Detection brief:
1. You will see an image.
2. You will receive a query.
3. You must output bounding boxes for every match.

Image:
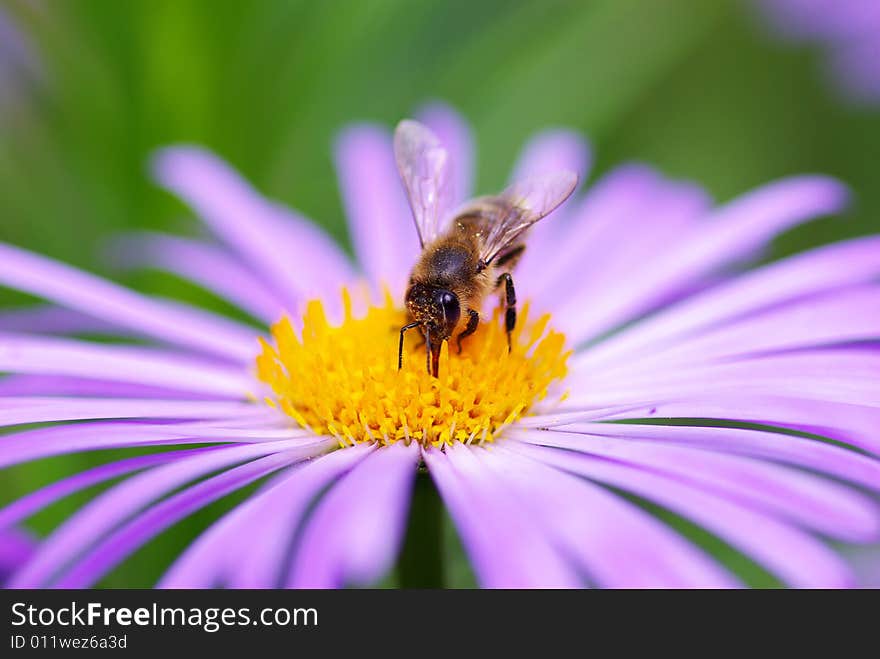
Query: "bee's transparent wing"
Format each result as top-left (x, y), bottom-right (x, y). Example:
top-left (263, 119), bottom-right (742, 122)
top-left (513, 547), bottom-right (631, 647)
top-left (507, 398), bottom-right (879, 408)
top-left (477, 171), bottom-right (578, 265)
top-left (394, 119), bottom-right (453, 247)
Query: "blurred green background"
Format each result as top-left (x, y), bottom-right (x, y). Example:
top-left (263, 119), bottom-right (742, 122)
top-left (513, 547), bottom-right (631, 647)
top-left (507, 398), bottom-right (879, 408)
top-left (0, 0), bottom-right (878, 587)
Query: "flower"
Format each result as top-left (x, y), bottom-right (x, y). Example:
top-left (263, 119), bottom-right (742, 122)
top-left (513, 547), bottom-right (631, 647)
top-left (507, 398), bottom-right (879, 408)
top-left (754, 0), bottom-right (880, 104)
top-left (1, 103), bottom-right (879, 589)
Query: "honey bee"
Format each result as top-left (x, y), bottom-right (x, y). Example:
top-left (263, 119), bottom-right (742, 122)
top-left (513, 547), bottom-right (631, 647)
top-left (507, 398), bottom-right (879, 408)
top-left (395, 119), bottom-right (578, 377)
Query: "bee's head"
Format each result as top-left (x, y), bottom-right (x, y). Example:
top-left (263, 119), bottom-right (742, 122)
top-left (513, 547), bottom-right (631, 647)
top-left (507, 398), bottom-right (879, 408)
top-left (405, 283), bottom-right (461, 340)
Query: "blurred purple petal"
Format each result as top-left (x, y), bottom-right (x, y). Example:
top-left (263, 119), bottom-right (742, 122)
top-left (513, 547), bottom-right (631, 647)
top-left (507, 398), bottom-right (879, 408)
top-left (757, 0), bottom-right (880, 41)
top-left (508, 129), bottom-right (592, 281)
top-left (0, 412), bottom-right (296, 467)
top-left (588, 286), bottom-right (880, 373)
top-left (0, 528), bottom-right (34, 584)
top-left (159, 444), bottom-right (374, 588)
top-left (517, 164), bottom-right (667, 299)
top-left (592, 395), bottom-right (880, 455)
top-left (563, 175), bottom-right (849, 344)
top-left (521, 422), bottom-right (880, 492)
top-left (842, 545), bottom-right (880, 588)
top-left (511, 441), bottom-right (856, 587)
top-left (551, 180), bottom-right (710, 327)
top-left (0, 305), bottom-right (125, 336)
top-left (416, 102), bottom-right (475, 205)
top-left (0, 374), bottom-right (236, 400)
top-left (755, 0), bottom-right (880, 104)
top-left (288, 441), bottom-right (419, 588)
top-left (425, 444), bottom-right (582, 588)
top-left (826, 32), bottom-right (880, 103)
top-left (0, 333), bottom-right (251, 397)
top-left (476, 445), bottom-right (739, 588)
top-left (577, 236), bottom-right (880, 372)
top-left (567, 349), bottom-right (880, 413)
top-left (55, 448), bottom-right (324, 588)
top-left (0, 397), bottom-right (274, 432)
top-left (505, 427), bottom-right (880, 543)
top-left (10, 439), bottom-right (332, 588)
top-left (0, 451), bottom-right (192, 529)
top-left (108, 233), bottom-right (285, 323)
top-left (335, 125), bottom-right (420, 298)
top-left (0, 242), bottom-right (257, 362)
top-left (152, 147), bottom-right (353, 311)
top-left (511, 129), bottom-right (591, 183)
top-left (0, 6), bottom-right (41, 112)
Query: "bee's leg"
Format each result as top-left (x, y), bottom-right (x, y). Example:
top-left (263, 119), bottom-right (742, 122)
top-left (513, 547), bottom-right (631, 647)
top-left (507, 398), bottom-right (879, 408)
top-left (456, 309), bottom-right (480, 354)
top-left (496, 273), bottom-right (516, 353)
top-left (398, 321), bottom-right (420, 371)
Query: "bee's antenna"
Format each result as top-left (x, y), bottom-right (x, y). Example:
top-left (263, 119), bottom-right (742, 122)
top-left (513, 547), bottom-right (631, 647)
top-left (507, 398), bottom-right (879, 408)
top-left (398, 321), bottom-right (420, 371)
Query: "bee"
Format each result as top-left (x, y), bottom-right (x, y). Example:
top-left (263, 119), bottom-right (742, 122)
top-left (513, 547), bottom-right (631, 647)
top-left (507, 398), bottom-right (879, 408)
top-left (395, 119), bottom-right (578, 377)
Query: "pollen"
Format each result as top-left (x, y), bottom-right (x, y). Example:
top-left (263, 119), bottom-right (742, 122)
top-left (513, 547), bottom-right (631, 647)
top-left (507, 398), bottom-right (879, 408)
top-left (255, 290), bottom-right (570, 448)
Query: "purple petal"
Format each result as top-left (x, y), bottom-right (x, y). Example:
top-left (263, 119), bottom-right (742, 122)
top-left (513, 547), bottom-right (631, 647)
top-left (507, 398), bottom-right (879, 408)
top-left (424, 444), bottom-right (582, 588)
top-left (108, 233), bottom-right (285, 322)
top-left (159, 443), bottom-right (374, 588)
top-left (511, 129), bottom-right (591, 183)
top-left (287, 441), bottom-right (419, 588)
top-left (54, 448), bottom-right (322, 588)
top-left (0, 242), bottom-right (257, 361)
top-left (551, 181), bottom-right (710, 326)
top-left (9, 438), bottom-right (333, 588)
top-left (476, 444), bottom-right (738, 587)
top-left (0, 333), bottom-right (252, 397)
top-left (577, 236), bottom-right (880, 372)
top-left (842, 545), bottom-right (880, 588)
top-left (562, 175), bottom-right (849, 344)
top-left (506, 428), bottom-right (880, 543)
top-left (334, 125), bottom-right (420, 298)
top-left (152, 147), bottom-right (354, 311)
top-left (516, 164), bottom-right (668, 299)
top-left (588, 286), bottom-right (880, 374)
top-left (0, 416), bottom-right (295, 468)
top-left (593, 395), bottom-right (880, 455)
top-left (826, 35), bottom-right (880, 104)
top-left (0, 398), bottom-right (273, 432)
top-left (0, 527), bottom-right (34, 584)
top-left (416, 102), bottom-right (475, 205)
top-left (0, 451), bottom-right (192, 528)
top-left (509, 129), bottom-right (592, 285)
top-left (0, 374), bottom-right (234, 400)
top-left (0, 306), bottom-right (123, 336)
top-left (0, 6), bottom-right (41, 112)
top-left (566, 349), bottom-right (880, 413)
top-left (519, 421), bottom-right (880, 494)
top-left (756, 0), bottom-right (880, 41)
top-left (510, 441), bottom-right (856, 587)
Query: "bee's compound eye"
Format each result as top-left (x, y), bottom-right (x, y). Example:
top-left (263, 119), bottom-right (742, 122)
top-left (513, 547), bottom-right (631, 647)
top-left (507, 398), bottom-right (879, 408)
top-left (438, 291), bottom-right (460, 328)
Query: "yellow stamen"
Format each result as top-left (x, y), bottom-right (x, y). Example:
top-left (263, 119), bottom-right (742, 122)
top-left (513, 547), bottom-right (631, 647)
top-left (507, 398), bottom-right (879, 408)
top-left (255, 290), bottom-right (570, 448)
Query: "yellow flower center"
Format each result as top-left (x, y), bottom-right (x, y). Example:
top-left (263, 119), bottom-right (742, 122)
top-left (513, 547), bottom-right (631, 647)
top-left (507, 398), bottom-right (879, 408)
top-left (255, 291), bottom-right (570, 448)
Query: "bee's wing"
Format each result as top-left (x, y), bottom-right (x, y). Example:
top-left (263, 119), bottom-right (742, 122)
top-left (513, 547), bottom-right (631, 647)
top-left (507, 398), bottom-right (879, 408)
top-left (476, 171), bottom-right (578, 265)
top-left (394, 119), bottom-right (453, 247)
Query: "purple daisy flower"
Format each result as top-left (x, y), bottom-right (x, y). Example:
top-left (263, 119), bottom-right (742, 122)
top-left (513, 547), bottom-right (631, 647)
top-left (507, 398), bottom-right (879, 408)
top-left (755, 0), bottom-right (880, 104)
top-left (1, 103), bottom-right (879, 589)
